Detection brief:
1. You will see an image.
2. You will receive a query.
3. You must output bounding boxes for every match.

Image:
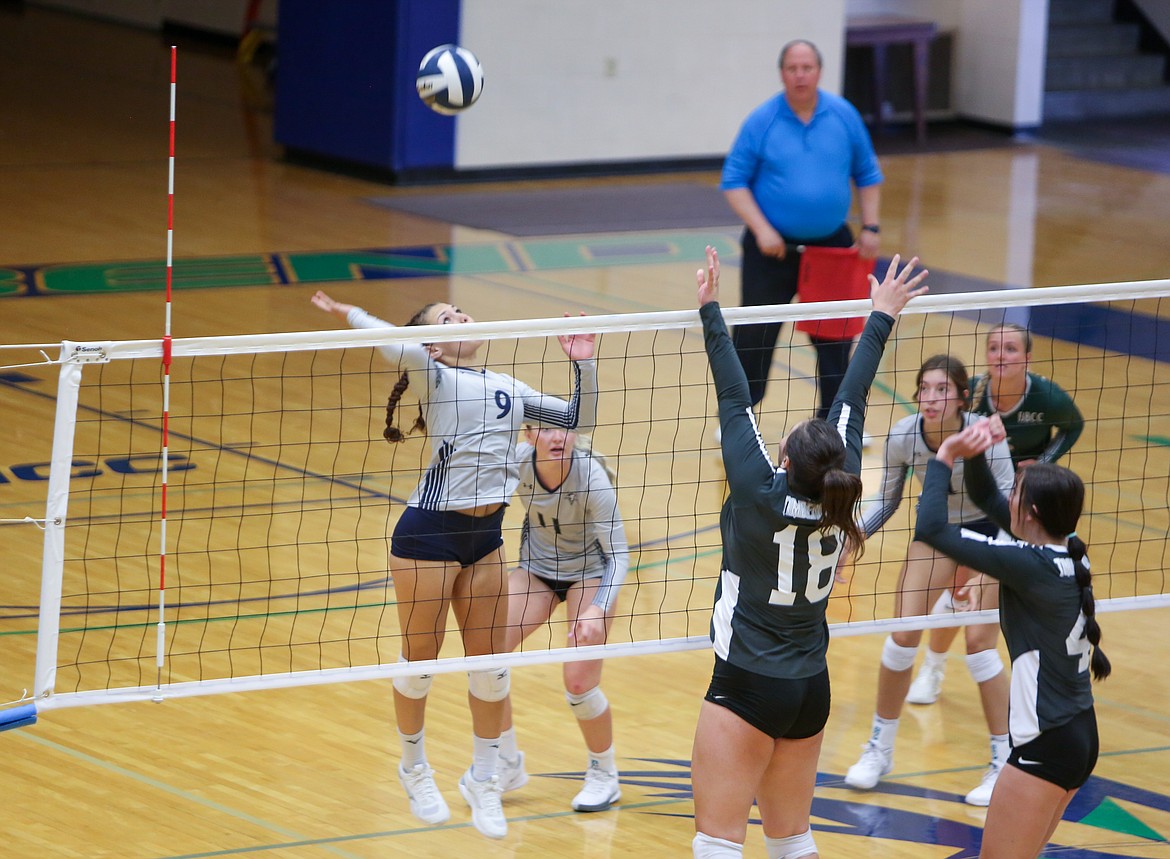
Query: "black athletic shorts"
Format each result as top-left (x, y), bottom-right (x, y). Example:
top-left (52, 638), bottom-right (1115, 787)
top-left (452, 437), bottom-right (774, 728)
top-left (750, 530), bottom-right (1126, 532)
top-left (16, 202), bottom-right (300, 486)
top-left (531, 572), bottom-right (576, 604)
top-left (704, 656), bottom-right (831, 740)
top-left (1008, 706), bottom-right (1099, 790)
top-left (391, 505), bottom-right (506, 566)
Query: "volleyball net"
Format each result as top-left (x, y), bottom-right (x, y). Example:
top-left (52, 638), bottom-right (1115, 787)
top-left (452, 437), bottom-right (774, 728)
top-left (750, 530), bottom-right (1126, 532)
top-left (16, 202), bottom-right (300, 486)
top-left (7, 279), bottom-right (1170, 720)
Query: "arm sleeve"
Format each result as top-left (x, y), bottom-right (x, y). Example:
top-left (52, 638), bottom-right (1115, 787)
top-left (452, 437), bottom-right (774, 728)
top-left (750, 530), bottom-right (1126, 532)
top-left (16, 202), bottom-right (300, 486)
top-left (586, 477), bottom-right (630, 614)
top-left (860, 440), bottom-right (909, 536)
top-left (345, 306), bottom-right (430, 370)
top-left (963, 451), bottom-right (1013, 533)
top-left (826, 311), bottom-right (895, 475)
top-left (519, 358), bottom-right (598, 433)
top-left (915, 459), bottom-right (1038, 588)
top-left (1037, 380), bottom-right (1084, 463)
top-left (701, 301), bottom-right (780, 495)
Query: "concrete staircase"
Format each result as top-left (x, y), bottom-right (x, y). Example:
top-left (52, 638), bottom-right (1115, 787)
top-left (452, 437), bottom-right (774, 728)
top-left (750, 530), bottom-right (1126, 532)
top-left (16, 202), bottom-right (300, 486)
top-left (1045, 0), bottom-right (1170, 120)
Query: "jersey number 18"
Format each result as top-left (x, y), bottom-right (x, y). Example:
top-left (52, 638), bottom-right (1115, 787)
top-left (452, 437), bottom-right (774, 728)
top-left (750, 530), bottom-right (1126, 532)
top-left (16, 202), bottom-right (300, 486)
top-left (769, 527), bottom-right (840, 607)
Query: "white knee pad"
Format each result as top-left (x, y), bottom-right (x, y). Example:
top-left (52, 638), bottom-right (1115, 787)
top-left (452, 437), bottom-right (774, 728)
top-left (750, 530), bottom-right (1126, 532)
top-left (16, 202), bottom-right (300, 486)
top-left (565, 686), bottom-right (609, 721)
top-left (881, 636), bottom-right (919, 672)
top-left (965, 649), bottom-right (1004, 684)
top-left (765, 829), bottom-right (818, 859)
top-left (467, 667), bottom-right (510, 702)
top-left (392, 656), bottom-right (433, 700)
top-left (692, 832), bottom-right (744, 857)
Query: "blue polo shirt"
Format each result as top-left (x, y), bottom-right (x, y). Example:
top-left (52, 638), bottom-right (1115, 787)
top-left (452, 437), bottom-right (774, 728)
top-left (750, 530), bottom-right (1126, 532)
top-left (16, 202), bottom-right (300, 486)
top-left (721, 89), bottom-right (882, 240)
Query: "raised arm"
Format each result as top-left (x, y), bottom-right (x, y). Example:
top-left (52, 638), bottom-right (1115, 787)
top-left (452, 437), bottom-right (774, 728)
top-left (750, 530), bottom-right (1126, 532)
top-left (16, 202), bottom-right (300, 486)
top-left (696, 246), bottom-right (778, 491)
top-left (826, 254), bottom-right (930, 472)
top-left (309, 290), bottom-right (429, 371)
top-left (936, 416), bottom-right (1011, 532)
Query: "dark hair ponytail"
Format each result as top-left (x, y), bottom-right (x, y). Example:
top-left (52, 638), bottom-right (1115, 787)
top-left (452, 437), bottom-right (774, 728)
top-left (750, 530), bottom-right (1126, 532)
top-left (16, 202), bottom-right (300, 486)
top-left (1068, 534), bottom-right (1111, 681)
top-left (821, 467), bottom-right (865, 558)
top-left (382, 303), bottom-right (440, 444)
top-left (785, 419), bottom-right (866, 558)
top-left (1020, 464), bottom-right (1110, 681)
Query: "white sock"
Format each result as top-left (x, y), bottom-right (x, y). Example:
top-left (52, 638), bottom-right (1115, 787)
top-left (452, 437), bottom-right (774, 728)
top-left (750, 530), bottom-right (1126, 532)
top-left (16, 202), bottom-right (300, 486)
top-left (472, 733), bottom-right (500, 781)
top-left (871, 715), bottom-right (898, 750)
top-left (498, 727), bottom-right (519, 761)
top-left (589, 745), bottom-right (617, 773)
top-left (990, 733), bottom-right (1010, 768)
top-left (399, 728), bottom-right (426, 770)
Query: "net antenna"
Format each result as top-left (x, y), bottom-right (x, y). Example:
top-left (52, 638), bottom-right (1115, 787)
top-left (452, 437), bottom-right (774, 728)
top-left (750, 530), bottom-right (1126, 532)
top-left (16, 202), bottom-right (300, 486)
top-left (155, 44), bottom-right (178, 701)
top-left (0, 48), bottom-right (178, 732)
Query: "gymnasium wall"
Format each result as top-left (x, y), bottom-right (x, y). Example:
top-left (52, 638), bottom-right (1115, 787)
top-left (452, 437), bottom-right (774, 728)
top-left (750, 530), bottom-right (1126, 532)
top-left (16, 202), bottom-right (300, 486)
top-left (452, 0), bottom-right (846, 170)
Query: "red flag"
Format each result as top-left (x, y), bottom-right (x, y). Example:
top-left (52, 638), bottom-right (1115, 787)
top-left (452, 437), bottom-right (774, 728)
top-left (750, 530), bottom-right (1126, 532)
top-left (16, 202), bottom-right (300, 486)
top-left (795, 246), bottom-right (875, 341)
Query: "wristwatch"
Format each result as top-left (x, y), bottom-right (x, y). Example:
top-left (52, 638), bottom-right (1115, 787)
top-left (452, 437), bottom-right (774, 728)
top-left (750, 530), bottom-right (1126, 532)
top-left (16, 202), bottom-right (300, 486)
top-left (861, 224), bottom-right (880, 234)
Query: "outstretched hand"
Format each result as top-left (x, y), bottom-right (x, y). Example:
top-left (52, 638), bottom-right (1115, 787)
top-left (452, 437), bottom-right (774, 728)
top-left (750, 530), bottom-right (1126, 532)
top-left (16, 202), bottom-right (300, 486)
top-left (558, 312), bottom-right (596, 361)
top-left (311, 290), bottom-right (354, 321)
top-left (937, 417), bottom-right (998, 466)
top-left (696, 245), bottom-right (720, 306)
top-left (869, 254), bottom-right (929, 318)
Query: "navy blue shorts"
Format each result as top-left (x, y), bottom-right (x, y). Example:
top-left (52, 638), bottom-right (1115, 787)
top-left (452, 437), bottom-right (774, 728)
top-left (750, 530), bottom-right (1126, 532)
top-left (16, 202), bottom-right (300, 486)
top-left (1008, 706), bottom-right (1099, 790)
top-left (704, 657), bottom-right (831, 740)
top-left (391, 506), bottom-right (506, 567)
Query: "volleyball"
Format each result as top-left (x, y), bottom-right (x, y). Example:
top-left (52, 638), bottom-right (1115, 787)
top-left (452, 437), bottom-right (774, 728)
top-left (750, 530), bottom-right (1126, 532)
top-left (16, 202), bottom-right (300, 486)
top-left (416, 44), bottom-right (484, 115)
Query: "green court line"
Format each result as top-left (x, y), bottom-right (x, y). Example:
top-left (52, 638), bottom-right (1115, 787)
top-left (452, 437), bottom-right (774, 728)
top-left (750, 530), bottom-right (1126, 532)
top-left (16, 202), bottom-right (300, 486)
top-left (3, 231), bottom-right (743, 298)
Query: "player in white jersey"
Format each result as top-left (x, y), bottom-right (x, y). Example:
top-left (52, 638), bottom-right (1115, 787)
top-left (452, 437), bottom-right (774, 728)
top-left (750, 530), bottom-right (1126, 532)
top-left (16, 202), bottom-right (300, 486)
top-left (312, 291), bottom-right (597, 840)
top-left (844, 355), bottom-right (1016, 806)
top-left (909, 322), bottom-right (1085, 710)
top-left (494, 425), bottom-right (630, 813)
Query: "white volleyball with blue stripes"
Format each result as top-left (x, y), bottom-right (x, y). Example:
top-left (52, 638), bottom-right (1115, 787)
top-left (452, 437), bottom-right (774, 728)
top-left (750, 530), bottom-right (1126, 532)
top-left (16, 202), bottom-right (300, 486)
top-left (416, 44), bottom-right (484, 115)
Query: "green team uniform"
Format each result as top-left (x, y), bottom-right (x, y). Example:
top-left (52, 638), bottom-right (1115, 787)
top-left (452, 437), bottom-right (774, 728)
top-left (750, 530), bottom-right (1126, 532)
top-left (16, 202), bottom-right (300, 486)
top-left (970, 371), bottom-right (1083, 466)
top-left (701, 302), bottom-right (893, 679)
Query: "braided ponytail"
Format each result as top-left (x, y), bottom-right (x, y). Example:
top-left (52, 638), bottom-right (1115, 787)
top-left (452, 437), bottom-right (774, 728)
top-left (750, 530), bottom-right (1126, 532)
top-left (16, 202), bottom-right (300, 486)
top-left (383, 372), bottom-right (425, 443)
top-left (381, 302), bottom-right (440, 444)
top-left (1068, 534), bottom-right (1111, 681)
top-left (1020, 464), bottom-right (1110, 682)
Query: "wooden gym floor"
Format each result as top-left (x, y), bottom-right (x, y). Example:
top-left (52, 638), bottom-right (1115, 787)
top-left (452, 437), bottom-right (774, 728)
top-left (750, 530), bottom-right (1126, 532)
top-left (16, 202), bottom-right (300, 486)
top-left (3, 7), bottom-right (1170, 857)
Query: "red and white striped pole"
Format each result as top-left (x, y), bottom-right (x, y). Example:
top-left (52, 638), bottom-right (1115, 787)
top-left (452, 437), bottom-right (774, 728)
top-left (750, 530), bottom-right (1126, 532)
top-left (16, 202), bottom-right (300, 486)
top-left (155, 45), bottom-right (176, 700)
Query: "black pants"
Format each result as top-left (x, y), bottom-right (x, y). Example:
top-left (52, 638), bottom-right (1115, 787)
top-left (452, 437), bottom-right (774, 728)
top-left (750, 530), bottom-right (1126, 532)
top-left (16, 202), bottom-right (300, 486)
top-left (731, 225), bottom-right (855, 418)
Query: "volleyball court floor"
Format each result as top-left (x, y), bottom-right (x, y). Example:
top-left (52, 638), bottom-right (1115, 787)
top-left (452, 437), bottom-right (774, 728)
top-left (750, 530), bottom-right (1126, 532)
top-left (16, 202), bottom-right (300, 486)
top-left (4, 8), bottom-right (1170, 857)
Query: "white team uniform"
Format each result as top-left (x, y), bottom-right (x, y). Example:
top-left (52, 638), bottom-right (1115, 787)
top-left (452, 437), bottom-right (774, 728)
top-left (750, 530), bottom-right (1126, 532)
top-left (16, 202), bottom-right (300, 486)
top-left (347, 307), bottom-right (598, 511)
top-left (514, 442), bottom-right (630, 613)
top-left (860, 411), bottom-right (1015, 537)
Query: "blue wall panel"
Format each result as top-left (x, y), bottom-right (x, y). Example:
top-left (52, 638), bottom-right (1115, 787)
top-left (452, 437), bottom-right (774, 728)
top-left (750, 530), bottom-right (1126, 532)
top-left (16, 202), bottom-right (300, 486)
top-left (274, 0), bottom-right (461, 176)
